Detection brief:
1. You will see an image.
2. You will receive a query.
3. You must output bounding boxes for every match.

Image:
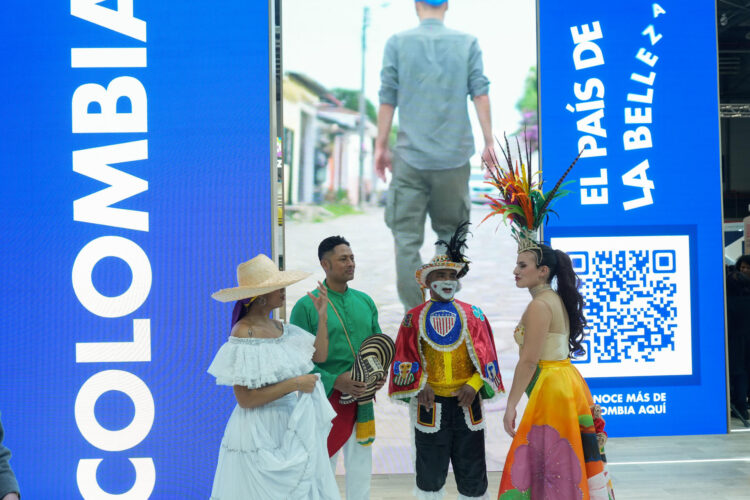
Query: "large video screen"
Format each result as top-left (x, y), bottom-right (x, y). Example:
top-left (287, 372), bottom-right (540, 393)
top-left (539, 0), bottom-right (726, 436)
top-left (0, 2), bottom-right (273, 497)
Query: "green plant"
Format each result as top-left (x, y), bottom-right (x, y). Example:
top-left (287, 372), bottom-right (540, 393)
top-left (322, 203), bottom-right (363, 217)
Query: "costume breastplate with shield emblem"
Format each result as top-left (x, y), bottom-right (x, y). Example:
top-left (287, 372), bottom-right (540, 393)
top-left (418, 300), bottom-right (467, 352)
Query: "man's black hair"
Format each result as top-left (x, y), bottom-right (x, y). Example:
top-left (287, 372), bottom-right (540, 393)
top-left (318, 236), bottom-right (350, 261)
top-left (737, 254), bottom-right (750, 269)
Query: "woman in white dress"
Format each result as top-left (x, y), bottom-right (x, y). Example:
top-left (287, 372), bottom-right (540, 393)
top-left (208, 254), bottom-right (341, 500)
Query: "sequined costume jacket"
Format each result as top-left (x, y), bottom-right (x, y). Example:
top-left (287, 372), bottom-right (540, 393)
top-left (389, 299), bottom-right (504, 401)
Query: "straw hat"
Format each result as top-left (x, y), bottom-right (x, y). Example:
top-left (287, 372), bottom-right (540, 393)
top-left (211, 254), bottom-right (311, 302)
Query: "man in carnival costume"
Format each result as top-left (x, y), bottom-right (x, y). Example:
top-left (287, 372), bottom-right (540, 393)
top-left (389, 222), bottom-right (504, 500)
top-left (290, 235), bottom-right (385, 500)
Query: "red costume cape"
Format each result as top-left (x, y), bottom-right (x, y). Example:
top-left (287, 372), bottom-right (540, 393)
top-left (388, 299), bottom-right (504, 401)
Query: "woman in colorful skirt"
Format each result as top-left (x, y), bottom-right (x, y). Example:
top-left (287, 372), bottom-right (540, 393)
top-left (498, 244), bottom-right (614, 499)
top-left (482, 136), bottom-right (615, 499)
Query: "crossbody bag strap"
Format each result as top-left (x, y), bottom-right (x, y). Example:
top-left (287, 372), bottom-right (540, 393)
top-left (327, 299), bottom-right (357, 359)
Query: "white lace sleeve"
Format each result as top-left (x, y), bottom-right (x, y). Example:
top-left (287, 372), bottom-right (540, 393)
top-left (207, 325), bottom-right (315, 388)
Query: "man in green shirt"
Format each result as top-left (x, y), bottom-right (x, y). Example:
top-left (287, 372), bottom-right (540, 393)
top-left (290, 235), bottom-right (382, 500)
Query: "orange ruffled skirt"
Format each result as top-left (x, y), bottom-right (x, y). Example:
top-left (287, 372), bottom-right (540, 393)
top-left (499, 359), bottom-right (615, 500)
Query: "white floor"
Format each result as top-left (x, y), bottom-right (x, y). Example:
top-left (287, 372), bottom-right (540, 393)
top-left (340, 420), bottom-right (750, 500)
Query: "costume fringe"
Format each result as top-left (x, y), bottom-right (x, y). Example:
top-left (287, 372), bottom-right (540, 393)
top-left (411, 400), bottom-right (442, 434)
top-left (461, 404), bottom-right (486, 432)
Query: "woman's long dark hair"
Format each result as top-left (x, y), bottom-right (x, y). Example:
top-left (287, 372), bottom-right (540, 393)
top-left (537, 244), bottom-right (587, 357)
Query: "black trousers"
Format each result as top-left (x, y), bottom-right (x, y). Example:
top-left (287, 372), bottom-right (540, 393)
top-left (728, 296), bottom-right (750, 414)
top-left (728, 328), bottom-right (750, 412)
top-left (414, 394), bottom-right (487, 497)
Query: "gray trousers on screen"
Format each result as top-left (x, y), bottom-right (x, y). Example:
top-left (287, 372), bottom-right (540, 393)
top-left (385, 154), bottom-right (471, 311)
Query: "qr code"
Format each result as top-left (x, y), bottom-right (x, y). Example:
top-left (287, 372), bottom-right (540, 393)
top-left (549, 235), bottom-right (693, 378)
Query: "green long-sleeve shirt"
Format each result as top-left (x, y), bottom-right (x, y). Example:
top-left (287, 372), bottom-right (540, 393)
top-left (290, 281), bottom-right (382, 396)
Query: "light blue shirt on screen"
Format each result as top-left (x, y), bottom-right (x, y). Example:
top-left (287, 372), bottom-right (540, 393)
top-left (379, 19), bottom-right (490, 170)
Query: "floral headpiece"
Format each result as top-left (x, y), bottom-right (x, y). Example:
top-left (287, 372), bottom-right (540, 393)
top-left (482, 134), bottom-right (580, 262)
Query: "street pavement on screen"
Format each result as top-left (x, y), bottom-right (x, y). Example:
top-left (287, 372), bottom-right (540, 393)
top-left (285, 205), bottom-right (529, 473)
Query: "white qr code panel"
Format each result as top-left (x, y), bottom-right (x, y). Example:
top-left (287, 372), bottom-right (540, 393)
top-left (549, 235), bottom-right (693, 378)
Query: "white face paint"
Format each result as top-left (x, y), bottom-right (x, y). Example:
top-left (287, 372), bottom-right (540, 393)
top-left (430, 280), bottom-right (458, 300)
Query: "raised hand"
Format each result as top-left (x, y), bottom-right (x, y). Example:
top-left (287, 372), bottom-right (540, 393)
top-left (307, 281), bottom-right (328, 322)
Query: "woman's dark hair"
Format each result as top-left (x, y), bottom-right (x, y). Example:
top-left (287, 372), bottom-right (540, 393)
top-left (231, 297), bottom-right (254, 328)
top-left (737, 254), bottom-right (750, 269)
top-left (537, 244), bottom-right (587, 357)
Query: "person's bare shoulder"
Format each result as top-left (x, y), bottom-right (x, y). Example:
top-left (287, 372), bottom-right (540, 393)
top-left (522, 297), bottom-right (553, 321)
top-left (534, 296), bottom-right (555, 312)
top-left (230, 319), bottom-right (252, 338)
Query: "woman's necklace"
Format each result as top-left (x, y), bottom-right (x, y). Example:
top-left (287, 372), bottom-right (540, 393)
top-left (530, 283), bottom-right (553, 298)
top-left (245, 316), bottom-right (283, 337)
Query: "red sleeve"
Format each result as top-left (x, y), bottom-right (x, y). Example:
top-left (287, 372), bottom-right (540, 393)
top-left (388, 311), bottom-right (424, 400)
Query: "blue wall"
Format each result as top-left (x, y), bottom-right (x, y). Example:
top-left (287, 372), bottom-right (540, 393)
top-left (538, 0), bottom-right (726, 436)
top-left (0, 2), bottom-right (272, 496)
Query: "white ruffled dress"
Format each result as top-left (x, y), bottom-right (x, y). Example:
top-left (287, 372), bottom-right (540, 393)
top-left (207, 324), bottom-right (340, 500)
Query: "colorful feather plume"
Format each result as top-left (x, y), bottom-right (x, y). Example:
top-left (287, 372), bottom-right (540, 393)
top-left (481, 132), bottom-right (581, 246)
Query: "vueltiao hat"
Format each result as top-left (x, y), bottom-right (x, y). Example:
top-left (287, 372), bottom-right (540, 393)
top-left (211, 254), bottom-right (311, 302)
top-left (340, 333), bottom-right (396, 404)
top-left (339, 333), bottom-right (397, 447)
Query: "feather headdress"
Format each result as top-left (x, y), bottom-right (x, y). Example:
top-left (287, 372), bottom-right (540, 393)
top-left (482, 133), bottom-right (581, 259)
top-left (435, 220), bottom-right (471, 279)
top-left (415, 221), bottom-right (472, 287)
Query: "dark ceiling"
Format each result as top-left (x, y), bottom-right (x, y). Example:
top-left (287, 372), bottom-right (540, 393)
top-left (718, 0), bottom-right (750, 116)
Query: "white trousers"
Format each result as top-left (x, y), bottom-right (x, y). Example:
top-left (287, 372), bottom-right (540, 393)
top-left (330, 428), bottom-right (372, 500)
